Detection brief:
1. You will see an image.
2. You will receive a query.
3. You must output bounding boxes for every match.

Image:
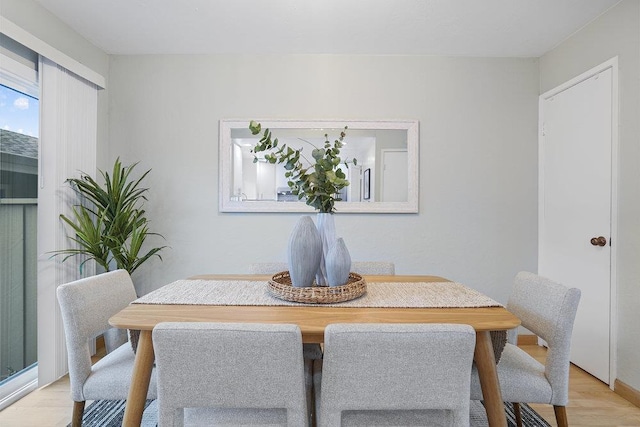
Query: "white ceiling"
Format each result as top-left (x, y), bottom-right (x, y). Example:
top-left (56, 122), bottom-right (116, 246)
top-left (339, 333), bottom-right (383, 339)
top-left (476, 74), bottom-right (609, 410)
top-left (33, 0), bottom-right (621, 57)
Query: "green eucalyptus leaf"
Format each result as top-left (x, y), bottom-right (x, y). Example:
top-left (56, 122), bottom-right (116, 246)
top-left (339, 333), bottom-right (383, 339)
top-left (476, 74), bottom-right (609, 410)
top-left (249, 120), bottom-right (261, 134)
top-left (312, 148), bottom-right (324, 160)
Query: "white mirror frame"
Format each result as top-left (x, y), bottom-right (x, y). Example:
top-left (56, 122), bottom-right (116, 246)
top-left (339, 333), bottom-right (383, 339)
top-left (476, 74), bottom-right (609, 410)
top-left (219, 119), bottom-right (419, 213)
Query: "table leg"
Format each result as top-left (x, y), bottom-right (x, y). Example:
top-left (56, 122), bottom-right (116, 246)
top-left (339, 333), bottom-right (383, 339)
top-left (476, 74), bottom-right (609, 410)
top-left (474, 331), bottom-right (507, 427)
top-left (122, 329), bottom-right (155, 427)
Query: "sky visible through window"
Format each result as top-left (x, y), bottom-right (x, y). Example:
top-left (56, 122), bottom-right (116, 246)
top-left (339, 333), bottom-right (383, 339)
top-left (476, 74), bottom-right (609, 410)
top-left (0, 84), bottom-right (39, 137)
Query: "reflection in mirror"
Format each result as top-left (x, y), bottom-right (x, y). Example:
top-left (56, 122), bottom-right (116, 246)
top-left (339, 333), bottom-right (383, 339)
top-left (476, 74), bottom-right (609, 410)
top-left (219, 120), bottom-right (419, 213)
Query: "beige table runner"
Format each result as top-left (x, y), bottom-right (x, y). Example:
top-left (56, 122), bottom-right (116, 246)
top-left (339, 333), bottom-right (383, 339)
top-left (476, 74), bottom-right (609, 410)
top-left (133, 279), bottom-right (502, 308)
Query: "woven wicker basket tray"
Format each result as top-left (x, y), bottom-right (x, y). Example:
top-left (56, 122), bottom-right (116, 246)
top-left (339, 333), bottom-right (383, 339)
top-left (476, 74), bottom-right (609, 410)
top-left (268, 271), bottom-right (366, 304)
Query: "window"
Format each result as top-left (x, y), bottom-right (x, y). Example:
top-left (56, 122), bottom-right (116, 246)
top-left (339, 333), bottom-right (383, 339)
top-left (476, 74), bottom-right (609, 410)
top-left (0, 52), bottom-right (39, 408)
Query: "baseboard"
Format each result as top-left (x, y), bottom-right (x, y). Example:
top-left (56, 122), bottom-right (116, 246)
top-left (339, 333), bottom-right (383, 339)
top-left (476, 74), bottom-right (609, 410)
top-left (0, 376), bottom-right (37, 412)
top-left (517, 334), bottom-right (538, 345)
top-left (614, 379), bottom-right (640, 408)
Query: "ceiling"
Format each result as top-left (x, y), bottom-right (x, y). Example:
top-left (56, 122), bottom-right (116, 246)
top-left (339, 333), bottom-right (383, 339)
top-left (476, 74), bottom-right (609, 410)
top-left (33, 0), bottom-right (621, 57)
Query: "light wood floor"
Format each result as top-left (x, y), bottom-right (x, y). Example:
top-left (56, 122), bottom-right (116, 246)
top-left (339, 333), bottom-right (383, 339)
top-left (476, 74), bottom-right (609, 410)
top-left (0, 344), bottom-right (638, 427)
top-left (523, 345), bottom-right (640, 426)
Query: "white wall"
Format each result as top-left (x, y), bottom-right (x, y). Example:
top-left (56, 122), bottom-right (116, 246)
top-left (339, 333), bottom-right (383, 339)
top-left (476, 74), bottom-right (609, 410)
top-left (107, 54), bottom-right (539, 305)
top-left (540, 0), bottom-right (640, 392)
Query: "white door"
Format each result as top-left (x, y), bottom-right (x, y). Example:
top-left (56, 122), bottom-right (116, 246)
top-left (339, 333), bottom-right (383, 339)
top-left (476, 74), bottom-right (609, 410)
top-left (539, 62), bottom-right (616, 384)
top-left (381, 149), bottom-right (408, 202)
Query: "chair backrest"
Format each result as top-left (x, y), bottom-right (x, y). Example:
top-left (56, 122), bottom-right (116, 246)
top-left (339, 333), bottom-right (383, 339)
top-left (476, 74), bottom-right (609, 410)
top-left (56, 269), bottom-right (137, 400)
top-left (152, 322), bottom-right (309, 426)
top-left (508, 271), bottom-right (581, 403)
top-left (318, 323), bottom-right (475, 427)
top-left (351, 261), bottom-right (395, 275)
top-left (250, 261), bottom-right (395, 275)
top-left (249, 262), bottom-right (288, 274)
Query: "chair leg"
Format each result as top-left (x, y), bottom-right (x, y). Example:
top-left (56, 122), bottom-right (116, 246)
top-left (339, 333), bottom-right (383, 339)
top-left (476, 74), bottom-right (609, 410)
top-left (554, 405), bottom-right (569, 427)
top-left (512, 402), bottom-right (523, 427)
top-left (71, 401), bottom-right (85, 427)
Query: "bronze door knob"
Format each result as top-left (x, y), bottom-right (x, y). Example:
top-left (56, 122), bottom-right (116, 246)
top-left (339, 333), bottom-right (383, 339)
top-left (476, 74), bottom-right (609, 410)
top-left (590, 236), bottom-right (607, 247)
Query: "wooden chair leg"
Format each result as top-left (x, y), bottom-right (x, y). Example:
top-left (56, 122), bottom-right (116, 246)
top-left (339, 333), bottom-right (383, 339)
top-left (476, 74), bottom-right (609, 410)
top-left (554, 405), bottom-right (569, 427)
top-left (512, 402), bottom-right (523, 427)
top-left (71, 401), bottom-right (85, 427)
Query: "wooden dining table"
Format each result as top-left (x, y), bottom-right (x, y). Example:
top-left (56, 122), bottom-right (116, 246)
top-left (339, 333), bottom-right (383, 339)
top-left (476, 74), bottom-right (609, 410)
top-left (109, 274), bottom-right (520, 427)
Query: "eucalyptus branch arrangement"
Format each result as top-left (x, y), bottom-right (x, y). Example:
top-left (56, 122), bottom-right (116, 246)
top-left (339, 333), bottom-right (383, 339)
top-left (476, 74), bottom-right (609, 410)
top-left (51, 158), bottom-right (166, 274)
top-left (249, 120), bottom-right (357, 213)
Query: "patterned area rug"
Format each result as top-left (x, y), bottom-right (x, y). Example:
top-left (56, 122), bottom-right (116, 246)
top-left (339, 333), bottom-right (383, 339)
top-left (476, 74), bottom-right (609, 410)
top-left (71, 399), bottom-right (551, 426)
top-left (68, 400), bottom-right (156, 427)
top-left (469, 400), bottom-right (551, 426)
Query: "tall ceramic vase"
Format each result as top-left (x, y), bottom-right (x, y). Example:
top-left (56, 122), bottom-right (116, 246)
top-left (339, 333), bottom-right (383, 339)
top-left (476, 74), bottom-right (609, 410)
top-left (315, 212), bottom-right (336, 286)
top-left (287, 216), bottom-right (322, 287)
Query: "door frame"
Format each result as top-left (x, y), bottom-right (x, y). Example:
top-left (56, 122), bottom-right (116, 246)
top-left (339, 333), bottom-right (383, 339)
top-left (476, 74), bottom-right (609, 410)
top-left (538, 56), bottom-right (619, 387)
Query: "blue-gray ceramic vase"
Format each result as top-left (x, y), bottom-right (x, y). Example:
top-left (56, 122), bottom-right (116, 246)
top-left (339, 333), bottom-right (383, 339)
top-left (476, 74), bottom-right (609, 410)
top-left (287, 216), bottom-right (322, 287)
top-left (326, 237), bottom-right (352, 287)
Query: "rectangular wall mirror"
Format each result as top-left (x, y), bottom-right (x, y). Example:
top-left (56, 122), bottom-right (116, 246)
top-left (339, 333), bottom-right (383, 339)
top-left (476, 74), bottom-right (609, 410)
top-left (219, 119), bottom-right (419, 213)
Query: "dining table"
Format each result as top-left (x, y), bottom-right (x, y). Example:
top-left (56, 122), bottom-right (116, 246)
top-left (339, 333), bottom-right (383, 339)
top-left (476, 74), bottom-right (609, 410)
top-left (109, 274), bottom-right (520, 427)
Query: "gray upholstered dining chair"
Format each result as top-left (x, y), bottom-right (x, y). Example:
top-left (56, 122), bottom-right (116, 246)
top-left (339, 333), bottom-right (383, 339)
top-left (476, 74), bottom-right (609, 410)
top-left (470, 271), bottom-right (581, 427)
top-left (351, 261), bottom-right (395, 275)
top-left (152, 322), bottom-right (312, 427)
top-left (249, 261), bottom-right (289, 274)
top-left (314, 323), bottom-right (476, 427)
top-left (56, 269), bottom-right (157, 426)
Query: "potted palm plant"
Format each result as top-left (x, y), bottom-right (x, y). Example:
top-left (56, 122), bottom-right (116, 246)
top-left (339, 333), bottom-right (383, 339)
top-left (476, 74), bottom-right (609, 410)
top-left (53, 158), bottom-right (166, 275)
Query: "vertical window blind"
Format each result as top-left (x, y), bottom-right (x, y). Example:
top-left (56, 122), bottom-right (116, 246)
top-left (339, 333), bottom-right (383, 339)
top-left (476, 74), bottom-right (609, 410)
top-left (37, 56), bottom-right (98, 386)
